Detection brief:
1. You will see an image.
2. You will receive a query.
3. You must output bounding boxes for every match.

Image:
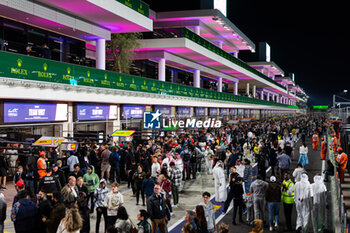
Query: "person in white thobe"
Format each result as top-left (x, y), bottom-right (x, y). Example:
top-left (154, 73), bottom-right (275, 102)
top-left (212, 160), bottom-right (227, 202)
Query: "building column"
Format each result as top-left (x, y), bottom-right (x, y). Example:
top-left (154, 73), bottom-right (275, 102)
top-left (233, 51), bottom-right (239, 58)
top-left (234, 82), bottom-right (238, 95)
top-left (194, 69), bottom-right (201, 88)
top-left (217, 77), bottom-right (222, 92)
top-left (246, 83), bottom-right (250, 96)
top-left (96, 38), bottom-right (106, 70)
top-left (217, 41), bottom-right (223, 49)
top-left (194, 26), bottom-right (200, 35)
top-left (260, 90), bottom-right (264, 100)
top-left (253, 85), bottom-right (256, 98)
top-left (158, 58), bottom-right (166, 81)
top-left (266, 92), bottom-right (270, 101)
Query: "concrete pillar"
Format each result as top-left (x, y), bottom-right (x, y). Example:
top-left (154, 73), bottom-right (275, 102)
top-left (194, 69), bottom-right (201, 88)
top-left (260, 91), bottom-right (264, 100)
top-left (253, 85), bottom-right (256, 98)
top-left (158, 58), bottom-right (166, 81)
top-left (61, 103), bottom-right (74, 138)
top-left (246, 83), bottom-right (250, 96)
top-left (194, 26), bottom-right (200, 35)
top-left (234, 82), bottom-right (238, 95)
top-left (266, 92), bottom-right (270, 101)
top-left (96, 38), bottom-right (106, 70)
top-left (217, 41), bottom-right (223, 49)
top-left (217, 77), bottom-right (222, 92)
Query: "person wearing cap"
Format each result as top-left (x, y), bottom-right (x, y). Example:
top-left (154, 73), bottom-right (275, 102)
top-left (336, 147), bottom-right (348, 183)
top-left (12, 180), bottom-right (26, 206)
top-left (320, 137), bottom-right (327, 160)
top-left (37, 151), bottom-right (47, 178)
top-left (52, 163), bottom-right (66, 188)
top-left (265, 176), bottom-right (282, 231)
top-left (11, 190), bottom-right (37, 233)
top-left (169, 161), bottom-right (182, 207)
top-left (37, 168), bottom-right (61, 201)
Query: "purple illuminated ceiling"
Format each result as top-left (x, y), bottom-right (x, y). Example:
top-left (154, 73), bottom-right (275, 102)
top-left (34, 0), bottom-right (152, 33)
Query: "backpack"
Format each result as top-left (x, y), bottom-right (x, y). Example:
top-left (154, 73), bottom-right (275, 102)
top-left (108, 153), bottom-right (118, 166)
top-left (183, 152), bottom-right (190, 162)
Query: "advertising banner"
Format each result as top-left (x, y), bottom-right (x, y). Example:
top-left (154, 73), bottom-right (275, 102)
top-left (177, 107), bottom-right (192, 117)
top-left (195, 107), bottom-right (207, 117)
top-left (123, 105), bottom-right (146, 119)
top-left (229, 108), bottom-right (236, 116)
top-left (3, 102), bottom-right (67, 123)
top-left (209, 108), bottom-right (218, 116)
top-left (77, 104), bottom-right (117, 120)
top-left (220, 108), bottom-right (228, 116)
top-left (154, 106), bottom-right (174, 118)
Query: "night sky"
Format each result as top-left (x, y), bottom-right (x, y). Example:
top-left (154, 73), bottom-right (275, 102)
top-left (144, 0), bottom-right (349, 106)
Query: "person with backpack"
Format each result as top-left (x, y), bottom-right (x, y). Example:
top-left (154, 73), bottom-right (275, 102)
top-left (11, 190), bottom-right (37, 233)
top-left (109, 147), bottom-right (121, 184)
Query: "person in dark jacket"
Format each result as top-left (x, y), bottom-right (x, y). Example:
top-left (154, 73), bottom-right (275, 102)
top-left (52, 163), bottom-right (66, 188)
top-left (142, 172), bottom-right (155, 200)
top-left (36, 190), bottom-right (51, 233)
top-left (68, 164), bottom-right (84, 180)
top-left (76, 177), bottom-right (90, 233)
top-left (265, 176), bottom-right (282, 231)
top-left (223, 166), bottom-right (240, 212)
top-left (11, 190), bottom-right (37, 233)
top-left (0, 153), bottom-right (8, 190)
top-left (133, 165), bottom-right (146, 206)
top-left (147, 184), bottom-right (167, 233)
top-left (42, 191), bottom-right (66, 233)
top-left (37, 168), bottom-right (61, 200)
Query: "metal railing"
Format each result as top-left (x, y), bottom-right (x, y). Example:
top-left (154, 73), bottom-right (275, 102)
top-left (327, 132), bottom-right (348, 233)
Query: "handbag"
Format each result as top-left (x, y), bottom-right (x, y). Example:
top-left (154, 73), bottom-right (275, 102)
top-left (129, 217), bottom-right (138, 233)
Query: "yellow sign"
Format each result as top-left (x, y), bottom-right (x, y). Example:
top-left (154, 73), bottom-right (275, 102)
top-left (111, 130), bottom-right (135, 137)
top-left (33, 137), bottom-right (66, 147)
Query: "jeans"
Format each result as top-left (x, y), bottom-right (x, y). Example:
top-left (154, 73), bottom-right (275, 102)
top-left (244, 182), bottom-right (251, 194)
top-left (268, 202), bottom-right (280, 227)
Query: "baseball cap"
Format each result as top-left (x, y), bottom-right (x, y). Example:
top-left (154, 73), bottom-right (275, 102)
top-left (52, 163), bottom-right (57, 167)
top-left (270, 176), bottom-right (277, 182)
top-left (16, 180), bottom-right (25, 187)
top-left (39, 151), bottom-right (46, 156)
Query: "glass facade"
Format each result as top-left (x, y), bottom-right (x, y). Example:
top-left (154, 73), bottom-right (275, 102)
top-left (0, 17), bottom-right (95, 67)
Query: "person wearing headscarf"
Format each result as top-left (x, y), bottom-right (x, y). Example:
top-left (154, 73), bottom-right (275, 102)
top-left (294, 173), bottom-right (312, 233)
top-left (311, 175), bottom-right (327, 233)
top-left (212, 161), bottom-right (227, 202)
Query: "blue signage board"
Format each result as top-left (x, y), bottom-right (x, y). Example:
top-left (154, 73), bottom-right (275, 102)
top-left (123, 105), bottom-right (146, 119)
top-left (177, 107), bottom-right (191, 117)
top-left (209, 108), bottom-right (218, 116)
top-left (220, 108), bottom-right (228, 116)
top-left (154, 106), bottom-right (173, 118)
top-left (77, 104), bottom-right (117, 120)
top-left (195, 107), bottom-right (207, 116)
top-left (237, 109), bottom-right (243, 116)
top-left (3, 102), bottom-right (67, 123)
top-left (229, 108), bottom-right (236, 116)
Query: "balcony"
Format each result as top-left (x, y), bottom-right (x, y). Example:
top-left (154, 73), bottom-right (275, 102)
top-left (0, 51), bottom-right (297, 109)
top-left (142, 28), bottom-right (287, 91)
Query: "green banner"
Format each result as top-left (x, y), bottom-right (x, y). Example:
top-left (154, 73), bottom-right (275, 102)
top-left (0, 51), bottom-right (296, 109)
top-left (116, 0), bottom-right (149, 17)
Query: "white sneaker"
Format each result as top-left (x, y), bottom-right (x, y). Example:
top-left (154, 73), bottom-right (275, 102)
top-left (269, 227), bottom-right (273, 231)
top-left (170, 212), bottom-right (174, 216)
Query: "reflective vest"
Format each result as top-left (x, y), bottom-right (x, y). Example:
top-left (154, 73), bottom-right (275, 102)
top-left (281, 180), bottom-right (294, 204)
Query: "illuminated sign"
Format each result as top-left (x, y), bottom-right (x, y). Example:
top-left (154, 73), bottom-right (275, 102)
top-left (4, 102), bottom-right (67, 123)
top-left (313, 105), bottom-right (329, 109)
top-left (214, 0), bottom-right (227, 16)
top-left (123, 105), bottom-right (146, 119)
top-left (77, 104), bottom-right (117, 120)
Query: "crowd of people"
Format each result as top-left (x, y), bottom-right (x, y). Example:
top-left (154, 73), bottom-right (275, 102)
top-left (0, 114), bottom-right (346, 233)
